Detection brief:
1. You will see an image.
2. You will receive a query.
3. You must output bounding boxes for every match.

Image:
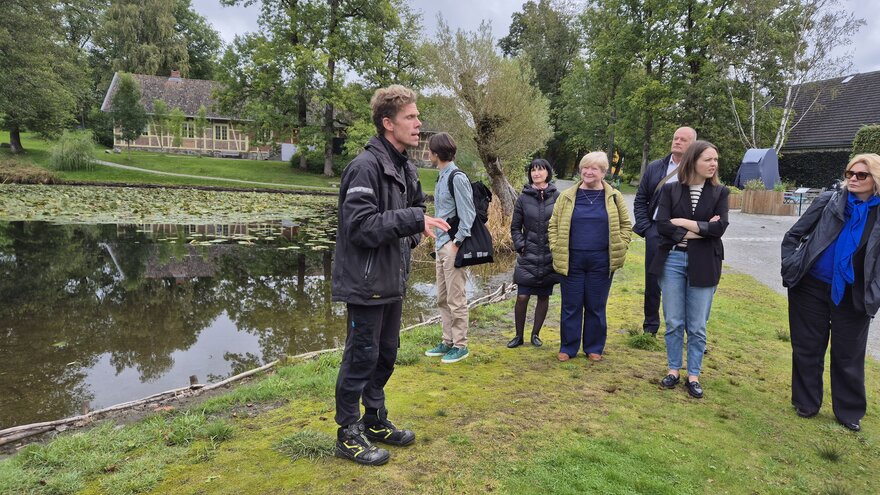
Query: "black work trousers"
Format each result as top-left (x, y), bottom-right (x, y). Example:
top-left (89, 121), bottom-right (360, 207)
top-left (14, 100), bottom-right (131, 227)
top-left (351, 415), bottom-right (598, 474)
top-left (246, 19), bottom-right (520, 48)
top-left (788, 275), bottom-right (871, 424)
top-left (334, 301), bottom-right (402, 427)
top-left (643, 225), bottom-right (662, 333)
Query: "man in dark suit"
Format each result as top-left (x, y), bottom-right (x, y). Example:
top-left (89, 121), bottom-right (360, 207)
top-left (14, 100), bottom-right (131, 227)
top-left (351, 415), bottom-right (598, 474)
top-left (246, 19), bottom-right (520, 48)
top-left (632, 127), bottom-right (697, 335)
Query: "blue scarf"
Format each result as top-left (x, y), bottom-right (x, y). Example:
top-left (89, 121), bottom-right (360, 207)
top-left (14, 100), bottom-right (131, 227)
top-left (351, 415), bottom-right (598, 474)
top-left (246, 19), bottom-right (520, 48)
top-left (831, 193), bottom-right (880, 304)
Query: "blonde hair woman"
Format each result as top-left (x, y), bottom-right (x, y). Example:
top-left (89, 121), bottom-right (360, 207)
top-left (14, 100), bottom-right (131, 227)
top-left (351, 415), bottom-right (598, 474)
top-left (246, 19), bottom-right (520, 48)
top-left (548, 152), bottom-right (632, 362)
top-left (781, 153), bottom-right (880, 432)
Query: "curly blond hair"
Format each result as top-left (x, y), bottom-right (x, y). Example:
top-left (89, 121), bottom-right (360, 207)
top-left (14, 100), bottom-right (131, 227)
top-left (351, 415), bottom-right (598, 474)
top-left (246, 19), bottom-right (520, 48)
top-left (370, 85), bottom-right (417, 135)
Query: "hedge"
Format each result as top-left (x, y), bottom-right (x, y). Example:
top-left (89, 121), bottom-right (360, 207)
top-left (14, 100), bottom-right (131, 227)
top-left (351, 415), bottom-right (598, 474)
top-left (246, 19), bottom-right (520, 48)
top-left (778, 150), bottom-right (849, 188)
top-left (852, 124), bottom-right (880, 156)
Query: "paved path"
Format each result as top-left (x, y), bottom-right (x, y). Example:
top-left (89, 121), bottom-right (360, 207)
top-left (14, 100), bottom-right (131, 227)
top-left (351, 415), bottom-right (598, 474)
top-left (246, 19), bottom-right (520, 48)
top-left (95, 159), bottom-right (332, 190)
top-left (617, 193), bottom-right (880, 361)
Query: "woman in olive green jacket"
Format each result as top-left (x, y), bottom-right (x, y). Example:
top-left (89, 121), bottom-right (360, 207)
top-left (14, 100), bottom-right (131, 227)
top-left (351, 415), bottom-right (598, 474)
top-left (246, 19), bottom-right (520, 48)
top-left (549, 152), bottom-right (632, 361)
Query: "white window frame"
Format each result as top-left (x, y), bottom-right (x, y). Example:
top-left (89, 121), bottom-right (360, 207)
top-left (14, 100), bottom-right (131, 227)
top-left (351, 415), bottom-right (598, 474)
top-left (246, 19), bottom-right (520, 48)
top-left (214, 124), bottom-right (228, 141)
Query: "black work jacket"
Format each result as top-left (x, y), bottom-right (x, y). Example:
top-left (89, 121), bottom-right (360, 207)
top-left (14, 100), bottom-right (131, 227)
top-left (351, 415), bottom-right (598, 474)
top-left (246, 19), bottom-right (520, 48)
top-left (331, 136), bottom-right (426, 305)
top-left (648, 180), bottom-right (730, 287)
top-left (781, 190), bottom-right (880, 316)
top-left (511, 183), bottom-right (560, 288)
top-left (633, 154), bottom-right (673, 237)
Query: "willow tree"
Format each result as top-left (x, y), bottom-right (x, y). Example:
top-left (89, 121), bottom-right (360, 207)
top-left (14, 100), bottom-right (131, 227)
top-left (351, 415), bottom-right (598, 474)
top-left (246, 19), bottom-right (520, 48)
top-left (423, 20), bottom-right (553, 216)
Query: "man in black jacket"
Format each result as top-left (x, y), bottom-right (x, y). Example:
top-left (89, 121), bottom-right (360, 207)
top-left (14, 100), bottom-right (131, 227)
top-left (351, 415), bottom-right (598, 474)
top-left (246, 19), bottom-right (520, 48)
top-left (331, 85), bottom-right (449, 466)
top-left (633, 126), bottom-right (696, 335)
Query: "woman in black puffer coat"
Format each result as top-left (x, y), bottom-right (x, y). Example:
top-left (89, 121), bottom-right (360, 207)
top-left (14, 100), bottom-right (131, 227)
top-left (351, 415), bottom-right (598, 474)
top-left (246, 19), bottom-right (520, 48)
top-left (508, 159), bottom-right (560, 348)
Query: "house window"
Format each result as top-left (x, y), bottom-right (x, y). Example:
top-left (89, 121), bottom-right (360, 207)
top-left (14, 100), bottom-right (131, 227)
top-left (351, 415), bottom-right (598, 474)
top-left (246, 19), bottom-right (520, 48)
top-left (214, 124), bottom-right (228, 141)
top-left (182, 122), bottom-right (195, 139)
top-left (142, 124), bottom-right (151, 136)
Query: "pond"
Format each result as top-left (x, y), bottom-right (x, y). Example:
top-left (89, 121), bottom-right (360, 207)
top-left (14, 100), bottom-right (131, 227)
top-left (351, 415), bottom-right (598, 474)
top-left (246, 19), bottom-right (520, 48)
top-left (0, 206), bottom-right (514, 429)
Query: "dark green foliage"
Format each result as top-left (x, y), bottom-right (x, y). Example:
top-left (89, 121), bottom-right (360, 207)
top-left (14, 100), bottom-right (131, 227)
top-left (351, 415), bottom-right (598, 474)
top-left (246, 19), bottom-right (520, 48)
top-left (110, 73), bottom-right (148, 149)
top-left (779, 151), bottom-right (850, 188)
top-left (851, 125), bottom-right (880, 156)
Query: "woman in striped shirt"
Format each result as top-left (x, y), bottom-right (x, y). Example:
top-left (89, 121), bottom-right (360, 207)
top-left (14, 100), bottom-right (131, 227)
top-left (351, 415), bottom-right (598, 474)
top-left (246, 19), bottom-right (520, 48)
top-left (649, 140), bottom-right (730, 399)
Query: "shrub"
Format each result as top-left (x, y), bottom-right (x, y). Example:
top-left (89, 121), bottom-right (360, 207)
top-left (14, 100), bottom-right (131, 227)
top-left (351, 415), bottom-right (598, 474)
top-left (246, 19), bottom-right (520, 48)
top-left (851, 124), bottom-right (880, 156)
top-left (743, 178), bottom-right (765, 190)
top-left (49, 130), bottom-right (96, 171)
top-left (779, 150), bottom-right (850, 189)
top-left (728, 185), bottom-right (742, 194)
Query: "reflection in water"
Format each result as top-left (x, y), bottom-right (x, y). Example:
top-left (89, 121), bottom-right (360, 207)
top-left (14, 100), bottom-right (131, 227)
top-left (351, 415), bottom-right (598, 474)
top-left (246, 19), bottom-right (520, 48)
top-left (0, 219), bottom-right (513, 428)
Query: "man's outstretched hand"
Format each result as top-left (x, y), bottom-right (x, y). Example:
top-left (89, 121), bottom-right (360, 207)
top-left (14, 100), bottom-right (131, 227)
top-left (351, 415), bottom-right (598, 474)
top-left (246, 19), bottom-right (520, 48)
top-left (423, 215), bottom-right (450, 239)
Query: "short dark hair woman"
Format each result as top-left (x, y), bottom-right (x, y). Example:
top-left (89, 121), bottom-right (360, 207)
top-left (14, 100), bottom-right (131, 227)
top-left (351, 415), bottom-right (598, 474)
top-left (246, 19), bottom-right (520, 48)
top-left (781, 153), bottom-right (880, 432)
top-left (508, 158), bottom-right (560, 348)
top-left (649, 140), bottom-right (729, 399)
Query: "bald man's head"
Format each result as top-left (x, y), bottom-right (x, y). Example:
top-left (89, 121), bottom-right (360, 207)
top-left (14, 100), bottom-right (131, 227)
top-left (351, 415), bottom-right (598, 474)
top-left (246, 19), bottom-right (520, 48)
top-left (670, 127), bottom-right (697, 161)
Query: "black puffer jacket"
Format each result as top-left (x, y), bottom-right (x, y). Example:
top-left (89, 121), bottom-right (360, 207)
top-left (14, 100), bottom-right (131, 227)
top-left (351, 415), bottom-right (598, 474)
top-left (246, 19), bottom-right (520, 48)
top-left (331, 136), bottom-right (426, 305)
top-left (511, 183), bottom-right (560, 288)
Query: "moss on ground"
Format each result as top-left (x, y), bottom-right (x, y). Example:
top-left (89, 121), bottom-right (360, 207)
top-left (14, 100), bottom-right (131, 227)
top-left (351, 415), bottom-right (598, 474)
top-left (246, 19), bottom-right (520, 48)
top-left (2, 242), bottom-right (879, 494)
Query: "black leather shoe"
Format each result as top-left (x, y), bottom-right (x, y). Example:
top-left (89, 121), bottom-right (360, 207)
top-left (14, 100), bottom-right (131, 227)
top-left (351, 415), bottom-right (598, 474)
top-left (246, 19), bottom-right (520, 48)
top-left (837, 419), bottom-right (861, 432)
top-left (686, 380), bottom-right (704, 399)
top-left (336, 422), bottom-right (390, 465)
top-left (530, 334), bottom-right (543, 347)
top-left (507, 335), bottom-right (524, 348)
top-left (660, 374), bottom-right (680, 389)
top-left (362, 409), bottom-right (416, 446)
top-left (795, 408), bottom-right (818, 418)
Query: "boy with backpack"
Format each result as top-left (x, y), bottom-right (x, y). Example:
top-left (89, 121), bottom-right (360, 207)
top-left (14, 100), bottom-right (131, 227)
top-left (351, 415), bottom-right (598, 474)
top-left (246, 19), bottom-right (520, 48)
top-left (424, 132), bottom-right (477, 363)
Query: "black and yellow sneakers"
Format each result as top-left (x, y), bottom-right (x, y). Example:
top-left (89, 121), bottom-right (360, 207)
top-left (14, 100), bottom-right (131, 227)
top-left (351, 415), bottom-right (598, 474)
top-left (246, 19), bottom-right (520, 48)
top-left (362, 409), bottom-right (416, 447)
top-left (335, 422), bottom-right (390, 466)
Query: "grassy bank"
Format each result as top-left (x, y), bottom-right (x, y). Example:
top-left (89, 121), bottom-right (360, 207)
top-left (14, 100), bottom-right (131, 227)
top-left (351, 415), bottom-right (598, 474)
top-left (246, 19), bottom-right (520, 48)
top-left (0, 132), bottom-right (440, 193)
top-left (2, 242), bottom-right (879, 495)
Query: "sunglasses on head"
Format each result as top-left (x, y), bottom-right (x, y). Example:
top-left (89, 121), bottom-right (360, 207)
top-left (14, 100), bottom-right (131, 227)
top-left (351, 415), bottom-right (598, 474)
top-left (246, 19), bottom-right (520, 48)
top-left (844, 171), bottom-right (871, 180)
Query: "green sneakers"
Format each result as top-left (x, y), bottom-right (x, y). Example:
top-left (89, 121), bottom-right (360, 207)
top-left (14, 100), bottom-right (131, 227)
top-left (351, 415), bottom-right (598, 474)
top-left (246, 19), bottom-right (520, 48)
top-left (425, 342), bottom-right (453, 357)
top-left (441, 346), bottom-right (469, 364)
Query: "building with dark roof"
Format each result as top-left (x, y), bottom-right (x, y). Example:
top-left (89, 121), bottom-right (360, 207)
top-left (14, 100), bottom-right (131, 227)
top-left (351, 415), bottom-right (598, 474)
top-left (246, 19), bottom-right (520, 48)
top-left (101, 71), bottom-right (270, 159)
top-left (781, 70), bottom-right (880, 153)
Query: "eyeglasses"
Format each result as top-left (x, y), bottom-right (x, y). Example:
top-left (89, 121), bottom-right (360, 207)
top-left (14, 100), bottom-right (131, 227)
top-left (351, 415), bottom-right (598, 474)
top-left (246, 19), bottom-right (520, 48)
top-left (844, 171), bottom-right (871, 181)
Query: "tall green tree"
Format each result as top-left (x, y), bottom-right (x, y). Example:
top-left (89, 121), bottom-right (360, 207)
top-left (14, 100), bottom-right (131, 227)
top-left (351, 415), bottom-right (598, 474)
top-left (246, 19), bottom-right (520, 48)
top-left (219, 0), bottom-right (416, 176)
top-left (499, 0), bottom-right (582, 175)
top-left (423, 20), bottom-right (553, 215)
top-left (194, 105), bottom-right (209, 152)
top-left (152, 99), bottom-right (170, 150)
top-left (0, 0), bottom-right (88, 152)
top-left (169, 107), bottom-right (186, 147)
top-left (96, 0), bottom-right (189, 76)
top-left (174, 0), bottom-right (223, 79)
top-left (111, 73), bottom-right (148, 156)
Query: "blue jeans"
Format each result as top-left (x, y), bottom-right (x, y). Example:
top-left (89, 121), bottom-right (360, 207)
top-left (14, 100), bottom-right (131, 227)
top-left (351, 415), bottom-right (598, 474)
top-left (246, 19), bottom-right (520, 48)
top-left (560, 250), bottom-right (612, 357)
top-left (660, 250), bottom-right (715, 377)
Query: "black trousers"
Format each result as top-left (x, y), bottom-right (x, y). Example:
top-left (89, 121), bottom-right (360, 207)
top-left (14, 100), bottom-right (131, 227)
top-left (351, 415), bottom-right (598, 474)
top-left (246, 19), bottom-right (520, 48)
top-left (788, 275), bottom-right (871, 424)
top-left (643, 225), bottom-right (662, 333)
top-left (334, 301), bottom-right (402, 427)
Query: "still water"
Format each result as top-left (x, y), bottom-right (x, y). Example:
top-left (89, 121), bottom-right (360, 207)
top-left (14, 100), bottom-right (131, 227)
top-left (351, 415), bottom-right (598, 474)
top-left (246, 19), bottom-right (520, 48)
top-left (0, 218), bottom-right (513, 428)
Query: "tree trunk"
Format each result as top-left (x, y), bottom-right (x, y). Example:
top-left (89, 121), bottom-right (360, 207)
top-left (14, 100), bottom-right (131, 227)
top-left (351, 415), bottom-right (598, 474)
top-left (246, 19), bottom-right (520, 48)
top-left (323, 0), bottom-right (338, 177)
top-left (9, 125), bottom-right (24, 154)
top-left (298, 89), bottom-right (308, 170)
top-left (482, 155), bottom-right (517, 216)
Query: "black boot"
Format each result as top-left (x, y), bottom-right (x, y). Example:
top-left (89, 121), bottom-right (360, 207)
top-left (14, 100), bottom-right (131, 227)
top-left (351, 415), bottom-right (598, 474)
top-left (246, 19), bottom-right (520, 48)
top-left (530, 333), bottom-right (543, 347)
top-left (362, 408), bottom-right (416, 446)
top-left (507, 335), bottom-right (524, 348)
top-left (335, 422), bottom-right (390, 466)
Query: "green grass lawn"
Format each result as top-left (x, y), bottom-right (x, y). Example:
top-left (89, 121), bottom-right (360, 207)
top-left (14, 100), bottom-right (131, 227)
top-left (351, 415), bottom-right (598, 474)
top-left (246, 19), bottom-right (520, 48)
top-left (0, 132), bottom-right (440, 193)
top-left (2, 241), bottom-right (877, 495)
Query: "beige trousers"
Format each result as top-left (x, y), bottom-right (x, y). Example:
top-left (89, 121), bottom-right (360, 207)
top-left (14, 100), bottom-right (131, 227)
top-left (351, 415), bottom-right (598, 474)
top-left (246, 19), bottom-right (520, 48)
top-left (436, 242), bottom-right (469, 347)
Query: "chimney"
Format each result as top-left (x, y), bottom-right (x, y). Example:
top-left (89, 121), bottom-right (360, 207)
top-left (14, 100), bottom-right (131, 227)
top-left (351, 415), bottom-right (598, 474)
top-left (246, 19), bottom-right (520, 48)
top-left (169, 70), bottom-right (181, 81)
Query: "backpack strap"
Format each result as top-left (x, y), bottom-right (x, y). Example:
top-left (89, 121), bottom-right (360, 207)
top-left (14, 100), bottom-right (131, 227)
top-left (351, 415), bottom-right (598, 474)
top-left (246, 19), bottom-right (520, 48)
top-left (447, 169), bottom-right (465, 201)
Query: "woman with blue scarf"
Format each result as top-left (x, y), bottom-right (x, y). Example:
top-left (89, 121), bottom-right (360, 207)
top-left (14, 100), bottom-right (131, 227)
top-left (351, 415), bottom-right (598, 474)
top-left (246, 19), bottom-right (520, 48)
top-left (781, 153), bottom-right (880, 433)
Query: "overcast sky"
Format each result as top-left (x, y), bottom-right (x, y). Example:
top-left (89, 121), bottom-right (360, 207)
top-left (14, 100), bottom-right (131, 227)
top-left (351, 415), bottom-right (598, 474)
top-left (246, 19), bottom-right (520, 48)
top-left (192, 0), bottom-right (880, 75)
